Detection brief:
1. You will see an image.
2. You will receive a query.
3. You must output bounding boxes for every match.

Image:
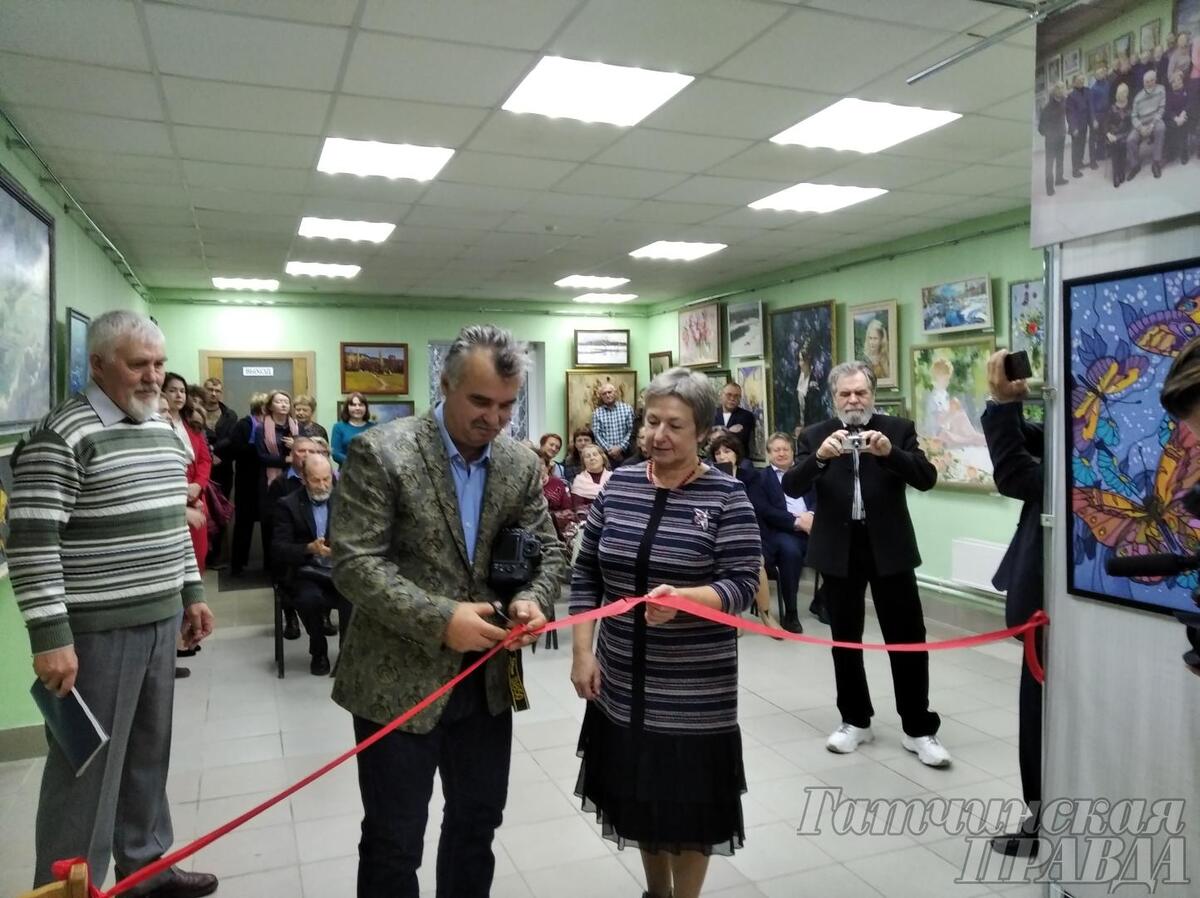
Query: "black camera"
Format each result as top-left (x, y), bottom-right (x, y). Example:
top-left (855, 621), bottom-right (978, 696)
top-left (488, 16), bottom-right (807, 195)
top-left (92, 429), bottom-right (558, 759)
top-left (1004, 349), bottom-right (1033, 382)
top-left (489, 527), bottom-right (543, 594)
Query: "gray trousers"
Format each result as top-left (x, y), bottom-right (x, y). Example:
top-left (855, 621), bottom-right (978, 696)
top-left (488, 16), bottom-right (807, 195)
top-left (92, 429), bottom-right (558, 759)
top-left (1126, 119), bottom-right (1165, 166)
top-left (34, 614), bottom-right (179, 890)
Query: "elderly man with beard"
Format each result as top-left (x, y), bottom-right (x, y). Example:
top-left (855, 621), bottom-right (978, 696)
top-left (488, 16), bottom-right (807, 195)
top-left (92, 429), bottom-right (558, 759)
top-left (783, 361), bottom-right (950, 768)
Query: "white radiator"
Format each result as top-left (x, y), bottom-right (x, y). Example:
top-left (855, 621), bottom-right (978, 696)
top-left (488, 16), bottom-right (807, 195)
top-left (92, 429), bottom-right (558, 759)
top-left (949, 538), bottom-right (1008, 595)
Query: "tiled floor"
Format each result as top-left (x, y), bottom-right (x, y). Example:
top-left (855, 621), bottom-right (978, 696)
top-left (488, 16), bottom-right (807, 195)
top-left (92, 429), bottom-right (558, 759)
top-left (1, 573), bottom-right (1045, 897)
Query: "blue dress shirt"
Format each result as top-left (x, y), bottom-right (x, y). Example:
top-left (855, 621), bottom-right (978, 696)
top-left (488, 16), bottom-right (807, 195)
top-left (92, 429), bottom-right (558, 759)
top-left (311, 498), bottom-right (329, 541)
top-left (434, 403), bottom-right (491, 564)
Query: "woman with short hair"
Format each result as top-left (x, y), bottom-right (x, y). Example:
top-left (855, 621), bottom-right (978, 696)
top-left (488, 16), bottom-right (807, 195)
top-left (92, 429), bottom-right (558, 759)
top-left (569, 443), bottom-right (611, 515)
top-left (293, 393), bottom-right (329, 442)
top-left (562, 425), bottom-right (595, 482)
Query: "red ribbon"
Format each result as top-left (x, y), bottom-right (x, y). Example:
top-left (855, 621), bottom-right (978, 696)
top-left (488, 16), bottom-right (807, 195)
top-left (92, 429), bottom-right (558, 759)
top-left (84, 595), bottom-right (1047, 898)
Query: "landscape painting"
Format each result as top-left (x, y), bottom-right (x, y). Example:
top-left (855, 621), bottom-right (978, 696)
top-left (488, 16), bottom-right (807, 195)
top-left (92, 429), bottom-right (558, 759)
top-left (566, 369), bottom-right (637, 441)
top-left (727, 299), bottom-right (764, 358)
top-left (340, 342), bottom-right (408, 395)
top-left (575, 329), bottom-right (630, 367)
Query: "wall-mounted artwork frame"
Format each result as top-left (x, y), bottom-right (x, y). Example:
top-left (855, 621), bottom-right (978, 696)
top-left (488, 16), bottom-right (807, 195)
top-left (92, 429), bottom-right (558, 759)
top-left (1046, 54), bottom-right (1062, 86)
top-left (1113, 30), bottom-right (1134, 60)
top-left (851, 299), bottom-right (899, 389)
top-left (767, 300), bottom-right (837, 441)
top-left (0, 168), bottom-right (55, 435)
top-left (705, 369), bottom-right (732, 394)
top-left (574, 329), bottom-right (630, 367)
top-left (678, 302), bottom-right (721, 367)
top-left (1085, 44), bottom-right (1109, 73)
top-left (340, 342), bottom-right (408, 395)
top-left (1139, 18), bottom-right (1161, 52)
top-left (1063, 47), bottom-right (1082, 76)
top-left (565, 369), bottom-right (637, 442)
top-left (920, 275), bottom-right (992, 335)
top-left (66, 308), bottom-right (90, 397)
top-left (336, 399), bottom-right (415, 426)
top-left (873, 396), bottom-right (908, 419)
top-left (1009, 278), bottom-right (1046, 385)
top-left (648, 351), bottom-right (673, 378)
top-left (733, 359), bottom-right (768, 462)
top-left (727, 299), bottom-right (764, 358)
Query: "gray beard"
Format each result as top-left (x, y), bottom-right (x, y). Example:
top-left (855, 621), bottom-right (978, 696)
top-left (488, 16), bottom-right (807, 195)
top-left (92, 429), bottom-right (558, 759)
top-left (126, 393), bottom-right (161, 422)
top-left (839, 407), bottom-right (873, 429)
top-left (308, 490), bottom-right (331, 504)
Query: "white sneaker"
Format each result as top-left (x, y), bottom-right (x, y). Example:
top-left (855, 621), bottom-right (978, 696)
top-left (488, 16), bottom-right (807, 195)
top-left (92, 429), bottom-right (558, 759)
top-left (903, 734), bottom-right (952, 767)
top-left (826, 723), bottom-right (874, 754)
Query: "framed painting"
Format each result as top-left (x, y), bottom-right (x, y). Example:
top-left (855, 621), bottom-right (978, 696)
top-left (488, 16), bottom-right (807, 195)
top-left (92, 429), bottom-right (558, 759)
top-left (1085, 44), bottom-right (1109, 74)
top-left (0, 168), bottom-right (55, 435)
top-left (66, 308), bottom-right (90, 396)
top-left (575, 329), bottom-right (630, 367)
top-left (0, 444), bottom-right (12, 580)
top-left (1009, 278), bottom-right (1046, 385)
top-left (1140, 19), bottom-right (1161, 52)
top-left (726, 299), bottom-right (764, 358)
top-left (1046, 54), bottom-right (1062, 86)
top-left (1063, 47), bottom-right (1082, 76)
top-left (1113, 31), bottom-right (1134, 61)
top-left (851, 300), bottom-right (898, 389)
top-left (1035, 64), bottom-right (1047, 95)
top-left (1065, 257), bottom-right (1200, 615)
top-left (768, 300), bottom-right (836, 442)
top-left (705, 369), bottom-right (732, 394)
top-left (874, 396), bottom-right (908, 419)
top-left (565, 369), bottom-right (637, 441)
top-left (648, 350), bottom-right (673, 378)
top-left (336, 399), bottom-right (415, 426)
top-left (429, 339), bottom-right (528, 439)
top-left (733, 359), bottom-right (768, 461)
top-left (910, 337), bottom-right (995, 491)
top-left (340, 342), bottom-right (408, 395)
top-left (678, 302), bottom-right (721, 367)
top-left (920, 275), bottom-right (992, 335)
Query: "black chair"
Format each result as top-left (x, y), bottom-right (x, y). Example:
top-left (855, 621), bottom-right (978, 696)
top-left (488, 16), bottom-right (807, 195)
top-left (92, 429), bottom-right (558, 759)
top-left (272, 582), bottom-right (287, 678)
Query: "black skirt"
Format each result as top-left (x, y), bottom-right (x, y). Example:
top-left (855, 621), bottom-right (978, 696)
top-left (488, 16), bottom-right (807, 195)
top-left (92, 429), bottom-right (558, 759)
top-left (574, 702), bottom-right (747, 856)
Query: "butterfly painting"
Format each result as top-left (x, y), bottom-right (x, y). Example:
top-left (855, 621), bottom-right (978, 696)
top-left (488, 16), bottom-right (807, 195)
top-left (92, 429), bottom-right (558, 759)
top-left (1066, 259), bottom-right (1200, 614)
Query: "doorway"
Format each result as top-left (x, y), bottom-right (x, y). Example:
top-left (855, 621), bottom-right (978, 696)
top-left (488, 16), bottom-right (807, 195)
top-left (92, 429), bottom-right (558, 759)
top-left (199, 350), bottom-right (316, 415)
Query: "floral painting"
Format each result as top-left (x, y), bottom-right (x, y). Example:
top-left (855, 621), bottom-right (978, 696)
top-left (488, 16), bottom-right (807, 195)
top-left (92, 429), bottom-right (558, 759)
top-left (1066, 259), bottom-right (1200, 614)
top-left (910, 338), bottom-right (995, 490)
top-left (1009, 279), bottom-right (1045, 383)
top-left (678, 302), bottom-right (721, 367)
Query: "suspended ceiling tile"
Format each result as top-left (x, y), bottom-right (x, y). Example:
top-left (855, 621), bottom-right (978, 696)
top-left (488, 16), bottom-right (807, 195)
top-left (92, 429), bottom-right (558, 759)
top-left (815, 155), bottom-right (963, 191)
top-left (190, 186), bottom-right (306, 214)
top-left (387, 224), bottom-right (484, 246)
top-left (342, 32), bottom-right (533, 106)
top-left (911, 163), bottom-right (1029, 196)
top-left (498, 212), bottom-right (608, 238)
top-left (0, 0), bottom-right (150, 69)
top-left (403, 204), bottom-right (511, 231)
top-left (308, 173), bottom-right (427, 205)
top-left (803, 0), bottom-right (1000, 32)
top-left (656, 174), bottom-right (793, 206)
top-left (591, 129), bottom-right (752, 174)
top-left (842, 190), bottom-right (961, 217)
top-left (145, 3), bottom-right (349, 90)
top-left (299, 198), bottom-right (411, 222)
top-left (989, 146), bottom-right (1033, 169)
top-left (466, 113), bottom-right (626, 162)
top-left (986, 93), bottom-right (1036, 123)
top-left (550, 164), bottom-right (688, 200)
top-left (160, 0), bottom-right (362, 27)
top-left (551, 0), bottom-right (787, 73)
top-left (439, 151), bottom-right (578, 190)
top-left (643, 78), bottom-right (832, 140)
top-left (526, 191), bottom-right (641, 219)
top-left (419, 181), bottom-right (537, 213)
top-left (0, 54), bottom-right (162, 121)
top-left (172, 126), bottom-right (321, 168)
top-left (193, 209), bottom-right (298, 233)
top-left (161, 76), bottom-right (331, 135)
top-left (41, 149), bottom-right (184, 184)
top-left (326, 95), bottom-right (489, 146)
top-left (616, 200), bottom-right (731, 225)
top-left (703, 206), bottom-right (802, 230)
top-left (883, 113), bottom-right (1030, 164)
top-left (91, 203), bottom-right (199, 227)
top-left (706, 142), bottom-right (848, 182)
top-left (182, 160), bottom-right (311, 194)
top-left (7, 107), bottom-right (174, 156)
top-left (73, 180), bottom-right (193, 208)
top-left (361, 0), bottom-right (577, 51)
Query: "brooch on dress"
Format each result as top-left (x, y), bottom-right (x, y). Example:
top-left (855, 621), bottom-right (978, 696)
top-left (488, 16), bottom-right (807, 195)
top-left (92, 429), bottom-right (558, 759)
top-left (693, 508), bottom-right (710, 530)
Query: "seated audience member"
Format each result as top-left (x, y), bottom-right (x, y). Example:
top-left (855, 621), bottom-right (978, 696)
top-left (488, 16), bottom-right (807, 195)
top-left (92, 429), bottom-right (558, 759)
top-left (619, 423), bottom-right (652, 467)
top-left (571, 443), bottom-right (611, 514)
top-left (708, 432), bottom-right (756, 485)
top-left (272, 453), bottom-right (351, 675)
top-left (293, 393), bottom-right (329, 442)
top-left (1127, 69), bottom-right (1167, 179)
top-left (748, 432), bottom-right (814, 634)
top-left (542, 455), bottom-right (578, 544)
top-left (714, 382), bottom-right (756, 458)
top-left (562, 425), bottom-right (595, 482)
top-left (1165, 70), bottom-right (1190, 163)
top-left (539, 432), bottom-right (566, 478)
top-left (1106, 83), bottom-right (1135, 187)
top-left (331, 391), bottom-right (374, 466)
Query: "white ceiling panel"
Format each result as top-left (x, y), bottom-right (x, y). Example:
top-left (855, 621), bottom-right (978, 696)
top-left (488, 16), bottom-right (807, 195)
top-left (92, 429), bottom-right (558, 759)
top-left (550, 164), bottom-right (688, 199)
top-left (498, 213), bottom-right (607, 237)
top-left (161, 76), bottom-right (331, 134)
top-left (300, 198), bottom-right (410, 222)
top-left (144, 3), bottom-right (348, 90)
top-left (524, 191), bottom-right (641, 219)
top-left (0, 54), bottom-right (162, 121)
top-left (403, 205), bottom-right (512, 231)
top-left (912, 163), bottom-right (1029, 196)
top-left (308, 174), bottom-right (427, 205)
top-left (715, 9), bottom-right (954, 94)
top-left (592, 129), bottom-right (752, 173)
top-left (616, 201), bottom-right (730, 224)
top-left (706, 142), bottom-right (848, 182)
top-left (158, 0), bottom-right (362, 27)
top-left (815, 155), bottom-right (961, 191)
top-left (0, 0), bottom-right (150, 69)
top-left (884, 113), bottom-right (1030, 164)
top-left (702, 207), bottom-right (802, 230)
top-left (194, 209), bottom-right (297, 233)
top-left (73, 180), bottom-right (193, 208)
top-left (804, 0), bottom-right (999, 32)
top-left (838, 190), bottom-right (960, 217)
top-left (40, 149), bottom-right (184, 183)
top-left (642, 79), bottom-right (832, 140)
top-left (189, 187), bottom-right (306, 214)
top-left (385, 225), bottom-right (481, 246)
top-left (989, 146), bottom-right (1033, 169)
top-left (657, 175), bottom-right (792, 206)
top-left (419, 182), bottom-right (537, 212)
top-left (551, 0), bottom-right (787, 72)
top-left (342, 32), bottom-right (533, 106)
top-left (439, 151), bottom-right (577, 190)
top-left (172, 126), bottom-right (321, 167)
top-left (7, 107), bottom-right (173, 155)
top-left (466, 114), bottom-right (626, 161)
top-left (361, 0), bottom-right (577, 51)
top-left (326, 95), bottom-right (488, 146)
top-left (92, 204), bottom-right (197, 227)
top-left (986, 92), bottom-right (1036, 123)
top-left (182, 159), bottom-right (311, 193)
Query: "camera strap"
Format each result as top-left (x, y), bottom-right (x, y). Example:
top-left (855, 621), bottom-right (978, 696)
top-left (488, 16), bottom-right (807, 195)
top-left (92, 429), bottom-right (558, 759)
top-left (490, 600), bottom-right (531, 712)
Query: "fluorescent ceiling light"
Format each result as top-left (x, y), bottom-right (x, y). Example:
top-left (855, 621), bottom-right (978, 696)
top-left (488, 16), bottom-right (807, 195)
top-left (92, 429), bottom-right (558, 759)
top-left (771, 98), bottom-right (961, 154)
top-left (502, 56), bottom-right (693, 127)
top-left (285, 261), bottom-right (361, 279)
top-left (299, 216), bottom-right (395, 243)
top-left (317, 137), bottom-right (454, 181)
top-left (749, 182), bottom-right (887, 214)
top-left (211, 277), bottom-right (279, 291)
top-left (629, 240), bottom-right (726, 262)
top-left (555, 274), bottom-right (630, 289)
top-left (573, 292), bottom-right (638, 304)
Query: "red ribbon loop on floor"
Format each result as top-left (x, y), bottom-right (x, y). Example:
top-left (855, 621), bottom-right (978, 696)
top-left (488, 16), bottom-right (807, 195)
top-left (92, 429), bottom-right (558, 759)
top-left (85, 595), bottom-right (1048, 898)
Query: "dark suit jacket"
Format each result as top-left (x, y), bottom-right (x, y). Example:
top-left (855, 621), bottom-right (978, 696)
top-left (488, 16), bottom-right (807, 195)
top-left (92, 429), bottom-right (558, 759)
top-left (982, 401), bottom-right (1044, 628)
top-left (714, 406), bottom-right (756, 457)
top-left (231, 415), bottom-right (261, 510)
top-left (783, 413), bottom-right (936, 577)
top-left (206, 403), bottom-right (239, 495)
top-left (749, 466), bottom-right (816, 540)
top-left (272, 487), bottom-right (333, 587)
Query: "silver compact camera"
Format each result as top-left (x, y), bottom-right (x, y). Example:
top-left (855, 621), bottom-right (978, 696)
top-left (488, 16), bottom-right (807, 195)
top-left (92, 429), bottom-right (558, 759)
top-left (842, 432), bottom-right (865, 453)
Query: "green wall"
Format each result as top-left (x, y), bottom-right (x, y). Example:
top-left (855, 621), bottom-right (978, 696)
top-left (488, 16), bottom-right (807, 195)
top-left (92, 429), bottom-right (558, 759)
top-left (1, 140), bottom-right (148, 732)
top-left (645, 208), bottom-right (1041, 585)
top-left (1039, 0), bottom-right (1174, 70)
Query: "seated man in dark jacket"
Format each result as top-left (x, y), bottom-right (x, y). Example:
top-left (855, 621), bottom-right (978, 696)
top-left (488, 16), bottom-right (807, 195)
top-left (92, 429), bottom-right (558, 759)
top-left (272, 452), bottom-right (351, 675)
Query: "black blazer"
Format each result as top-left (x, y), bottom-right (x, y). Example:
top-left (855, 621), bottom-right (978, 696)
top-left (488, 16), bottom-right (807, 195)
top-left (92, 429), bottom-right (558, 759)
top-left (749, 466), bottom-right (816, 539)
top-left (231, 415), bottom-right (262, 508)
top-left (713, 406), bottom-right (756, 457)
top-left (981, 401), bottom-right (1044, 628)
top-left (783, 413), bottom-right (936, 577)
top-left (272, 487), bottom-right (333, 585)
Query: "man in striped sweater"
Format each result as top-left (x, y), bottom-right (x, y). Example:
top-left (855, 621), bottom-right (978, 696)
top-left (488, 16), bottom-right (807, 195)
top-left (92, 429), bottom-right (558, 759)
top-left (9, 310), bottom-right (218, 898)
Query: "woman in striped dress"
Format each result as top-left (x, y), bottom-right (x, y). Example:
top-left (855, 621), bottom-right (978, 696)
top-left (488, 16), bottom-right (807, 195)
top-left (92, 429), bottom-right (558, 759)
top-left (570, 367), bottom-right (762, 898)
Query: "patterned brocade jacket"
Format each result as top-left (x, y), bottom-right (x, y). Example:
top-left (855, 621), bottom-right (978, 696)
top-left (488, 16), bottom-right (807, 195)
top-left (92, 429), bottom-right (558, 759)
top-left (330, 412), bottom-right (566, 733)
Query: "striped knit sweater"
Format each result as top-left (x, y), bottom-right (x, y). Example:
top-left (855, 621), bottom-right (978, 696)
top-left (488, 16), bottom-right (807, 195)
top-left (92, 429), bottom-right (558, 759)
top-left (8, 386), bottom-right (203, 654)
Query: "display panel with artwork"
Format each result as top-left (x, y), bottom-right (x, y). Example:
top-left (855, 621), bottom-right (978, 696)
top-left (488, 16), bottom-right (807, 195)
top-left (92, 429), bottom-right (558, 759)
top-left (336, 399), bottom-right (415, 426)
top-left (910, 338), bottom-right (995, 491)
top-left (340, 342), bottom-right (408, 395)
top-left (648, 351), bottom-right (673, 378)
top-left (920, 276), bottom-right (992, 335)
top-left (768, 301), bottom-right (836, 441)
top-left (733, 360), bottom-right (768, 461)
top-left (1065, 258), bottom-right (1200, 615)
top-left (0, 445), bottom-right (12, 580)
top-left (0, 169), bottom-right (55, 434)
top-left (66, 308), bottom-right (90, 396)
top-left (851, 300), bottom-right (898, 389)
top-left (678, 302), bottom-right (721, 367)
top-left (726, 299), bottom-right (764, 358)
top-left (574, 329), bottom-right (630, 367)
top-left (429, 340), bottom-right (528, 439)
top-left (1009, 279), bottom-right (1046, 384)
top-left (565, 369), bottom-right (637, 442)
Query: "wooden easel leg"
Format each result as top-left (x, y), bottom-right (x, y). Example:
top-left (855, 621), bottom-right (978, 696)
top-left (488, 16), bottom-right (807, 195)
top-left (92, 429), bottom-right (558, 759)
top-left (15, 862), bottom-right (89, 898)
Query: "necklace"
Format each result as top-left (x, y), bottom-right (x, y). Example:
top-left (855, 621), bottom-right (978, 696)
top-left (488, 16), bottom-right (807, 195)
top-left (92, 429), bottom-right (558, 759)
top-left (646, 459), bottom-right (703, 490)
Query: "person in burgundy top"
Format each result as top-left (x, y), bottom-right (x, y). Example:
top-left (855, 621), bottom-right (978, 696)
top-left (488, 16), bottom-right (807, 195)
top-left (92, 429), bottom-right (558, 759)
top-left (541, 454), bottom-right (577, 544)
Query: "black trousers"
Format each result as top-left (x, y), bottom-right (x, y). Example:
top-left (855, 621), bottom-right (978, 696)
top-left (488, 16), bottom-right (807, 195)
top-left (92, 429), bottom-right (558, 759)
top-left (1019, 632), bottom-right (1044, 815)
top-left (291, 579), bottom-right (351, 658)
top-left (762, 529), bottom-right (805, 617)
top-left (1090, 119), bottom-right (1107, 161)
top-left (353, 673), bottom-right (511, 898)
top-left (1044, 135), bottom-right (1065, 193)
top-left (1070, 127), bottom-right (1087, 173)
top-left (821, 522), bottom-right (939, 737)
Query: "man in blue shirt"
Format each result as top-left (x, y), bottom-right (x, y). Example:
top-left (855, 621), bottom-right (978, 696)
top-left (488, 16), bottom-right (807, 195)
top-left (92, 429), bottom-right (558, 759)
top-left (591, 381), bottom-right (634, 464)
